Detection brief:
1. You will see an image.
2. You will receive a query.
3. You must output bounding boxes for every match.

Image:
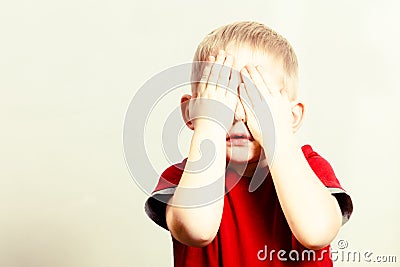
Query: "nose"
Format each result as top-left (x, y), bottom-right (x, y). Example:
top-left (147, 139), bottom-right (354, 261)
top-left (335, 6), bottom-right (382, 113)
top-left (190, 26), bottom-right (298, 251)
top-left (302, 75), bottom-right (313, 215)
top-left (234, 98), bottom-right (246, 122)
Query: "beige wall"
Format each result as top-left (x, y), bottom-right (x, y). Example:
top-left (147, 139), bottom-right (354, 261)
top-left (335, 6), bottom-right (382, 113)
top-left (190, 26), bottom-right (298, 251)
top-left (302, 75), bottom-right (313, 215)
top-left (1, 0), bottom-right (399, 266)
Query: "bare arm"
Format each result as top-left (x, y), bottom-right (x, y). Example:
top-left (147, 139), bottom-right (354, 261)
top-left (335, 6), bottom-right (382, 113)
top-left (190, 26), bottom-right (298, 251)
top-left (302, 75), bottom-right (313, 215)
top-left (166, 51), bottom-right (239, 247)
top-left (269, 136), bottom-right (342, 249)
top-left (241, 65), bottom-right (342, 249)
top-left (166, 121), bottom-right (226, 247)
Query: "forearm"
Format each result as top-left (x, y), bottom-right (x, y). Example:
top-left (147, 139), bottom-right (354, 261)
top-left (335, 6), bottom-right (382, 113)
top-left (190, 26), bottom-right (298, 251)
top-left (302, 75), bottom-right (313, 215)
top-left (166, 120), bottom-right (226, 247)
top-left (269, 134), bottom-right (342, 249)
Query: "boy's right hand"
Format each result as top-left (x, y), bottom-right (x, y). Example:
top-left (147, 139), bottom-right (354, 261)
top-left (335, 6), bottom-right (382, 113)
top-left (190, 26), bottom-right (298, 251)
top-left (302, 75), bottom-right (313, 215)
top-left (189, 50), bottom-right (240, 132)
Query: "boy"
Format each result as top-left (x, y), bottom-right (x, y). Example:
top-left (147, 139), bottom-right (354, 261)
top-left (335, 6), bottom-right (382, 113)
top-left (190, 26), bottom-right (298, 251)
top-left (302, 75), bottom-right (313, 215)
top-left (145, 21), bottom-right (352, 266)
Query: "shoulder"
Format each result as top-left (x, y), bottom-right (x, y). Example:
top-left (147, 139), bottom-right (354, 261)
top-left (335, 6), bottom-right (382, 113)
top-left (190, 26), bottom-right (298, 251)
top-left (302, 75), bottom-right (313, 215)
top-left (301, 144), bottom-right (340, 188)
top-left (144, 159), bottom-right (187, 230)
top-left (301, 144), bottom-right (326, 160)
top-left (153, 158), bottom-right (187, 193)
top-left (302, 144), bottom-right (353, 224)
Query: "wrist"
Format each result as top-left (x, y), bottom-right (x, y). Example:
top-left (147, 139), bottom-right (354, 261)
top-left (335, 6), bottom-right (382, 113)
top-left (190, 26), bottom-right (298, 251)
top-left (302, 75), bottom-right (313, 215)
top-left (188, 119), bottom-right (227, 166)
top-left (193, 118), bottom-right (228, 135)
top-left (263, 131), bottom-right (298, 164)
top-left (271, 134), bottom-right (300, 163)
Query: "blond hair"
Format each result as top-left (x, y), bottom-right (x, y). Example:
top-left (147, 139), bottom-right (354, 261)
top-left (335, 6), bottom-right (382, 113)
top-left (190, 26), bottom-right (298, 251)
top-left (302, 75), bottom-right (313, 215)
top-left (191, 21), bottom-right (299, 99)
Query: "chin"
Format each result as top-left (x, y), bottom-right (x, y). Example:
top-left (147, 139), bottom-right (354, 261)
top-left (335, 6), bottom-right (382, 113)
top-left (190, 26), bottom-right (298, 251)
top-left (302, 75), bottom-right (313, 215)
top-left (226, 145), bottom-right (261, 164)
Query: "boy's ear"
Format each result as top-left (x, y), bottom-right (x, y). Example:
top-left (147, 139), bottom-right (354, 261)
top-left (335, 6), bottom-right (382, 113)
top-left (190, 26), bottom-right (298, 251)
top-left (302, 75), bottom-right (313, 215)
top-left (181, 94), bottom-right (194, 130)
top-left (291, 102), bottom-right (305, 133)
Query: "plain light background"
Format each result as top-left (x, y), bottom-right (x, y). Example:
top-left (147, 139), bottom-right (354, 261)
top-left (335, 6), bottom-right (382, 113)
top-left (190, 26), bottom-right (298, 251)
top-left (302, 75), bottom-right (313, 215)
top-left (1, 0), bottom-right (399, 266)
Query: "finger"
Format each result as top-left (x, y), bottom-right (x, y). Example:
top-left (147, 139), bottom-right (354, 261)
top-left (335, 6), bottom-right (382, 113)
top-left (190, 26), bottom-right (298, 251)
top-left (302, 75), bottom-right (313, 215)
top-left (238, 82), bottom-right (253, 119)
top-left (225, 88), bottom-right (239, 113)
top-left (238, 83), bottom-right (261, 136)
top-left (255, 65), bottom-right (279, 97)
top-left (218, 54), bottom-right (233, 90)
top-left (198, 56), bottom-right (215, 95)
top-left (227, 68), bottom-right (240, 97)
top-left (208, 50), bottom-right (226, 90)
top-left (245, 65), bottom-right (268, 96)
top-left (240, 67), bottom-right (263, 105)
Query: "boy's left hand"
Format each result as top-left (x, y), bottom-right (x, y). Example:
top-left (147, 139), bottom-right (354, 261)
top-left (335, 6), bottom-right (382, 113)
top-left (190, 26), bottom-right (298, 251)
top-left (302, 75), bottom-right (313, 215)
top-left (239, 65), bottom-right (294, 160)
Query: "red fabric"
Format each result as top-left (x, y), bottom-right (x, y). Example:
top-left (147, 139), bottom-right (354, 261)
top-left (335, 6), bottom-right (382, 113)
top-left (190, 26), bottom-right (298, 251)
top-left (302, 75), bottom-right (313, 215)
top-left (148, 145), bottom-right (351, 267)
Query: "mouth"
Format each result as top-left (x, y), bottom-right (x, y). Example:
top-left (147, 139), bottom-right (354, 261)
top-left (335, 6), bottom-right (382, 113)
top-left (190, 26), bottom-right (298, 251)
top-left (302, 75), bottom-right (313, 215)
top-left (226, 133), bottom-right (253, 140)
top-left (226, 132), bottom-right (254, 146)
top-left (226, 121), bottom-right (255, 146)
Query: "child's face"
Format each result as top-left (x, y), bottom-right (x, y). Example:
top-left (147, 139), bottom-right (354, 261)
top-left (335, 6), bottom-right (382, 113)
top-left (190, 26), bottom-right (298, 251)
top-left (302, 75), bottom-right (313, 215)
top-left (224, 46), bottom-right (286, 165)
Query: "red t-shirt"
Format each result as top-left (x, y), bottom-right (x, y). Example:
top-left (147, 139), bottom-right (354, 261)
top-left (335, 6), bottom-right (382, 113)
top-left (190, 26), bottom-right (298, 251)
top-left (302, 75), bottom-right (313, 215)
top-left (145, 145), bottom-right (353, 267)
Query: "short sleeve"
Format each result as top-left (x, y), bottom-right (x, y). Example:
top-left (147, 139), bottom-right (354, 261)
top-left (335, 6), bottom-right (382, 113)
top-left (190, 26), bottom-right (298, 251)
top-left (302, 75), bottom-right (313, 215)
top-left (144, 159), bottom-right (187, 230)
top-left (302, 145), bottom-right (353, 224)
